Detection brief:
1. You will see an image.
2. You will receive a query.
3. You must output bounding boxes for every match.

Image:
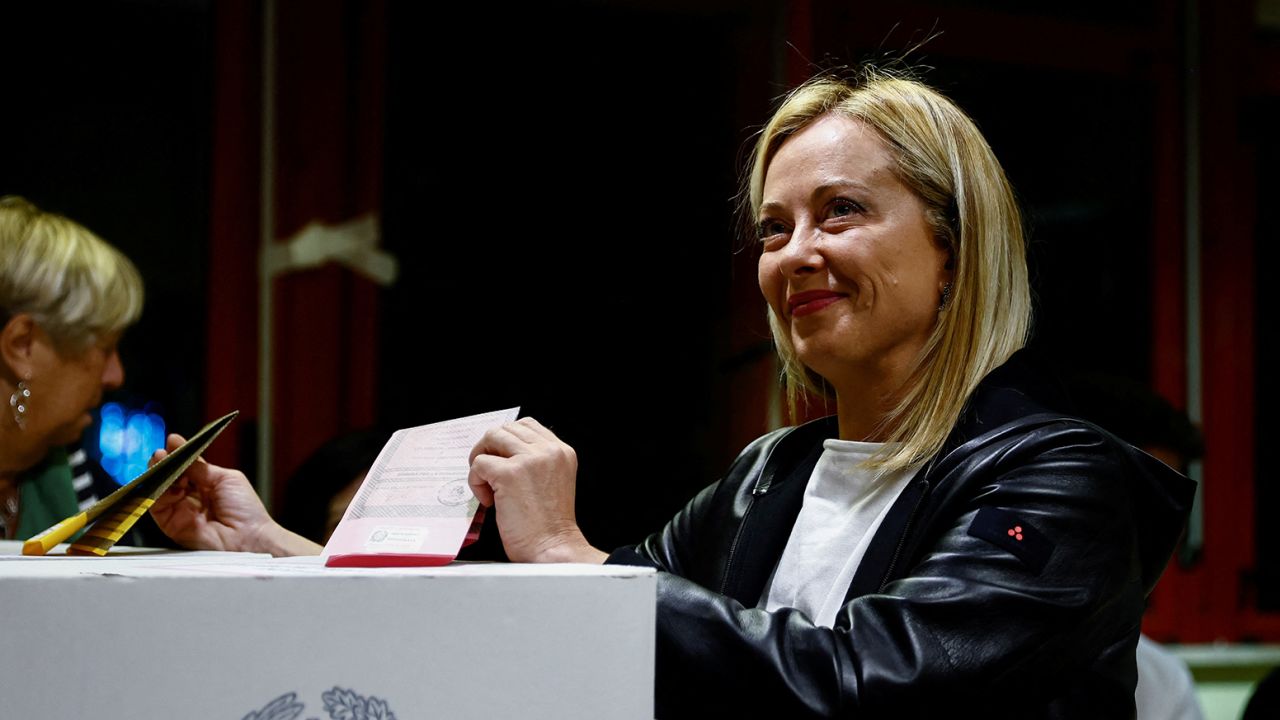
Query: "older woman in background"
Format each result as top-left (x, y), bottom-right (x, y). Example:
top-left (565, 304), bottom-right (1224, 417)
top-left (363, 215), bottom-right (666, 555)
top-left (0, 196), bottom-right (142, 540)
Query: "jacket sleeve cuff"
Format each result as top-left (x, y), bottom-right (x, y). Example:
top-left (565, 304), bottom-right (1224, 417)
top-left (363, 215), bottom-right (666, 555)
top-left (606, 545), bottom-right (662, 569)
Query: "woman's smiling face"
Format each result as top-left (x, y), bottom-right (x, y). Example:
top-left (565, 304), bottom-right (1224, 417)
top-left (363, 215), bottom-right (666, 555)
top-left (756, 113), bottom-right (951, 392)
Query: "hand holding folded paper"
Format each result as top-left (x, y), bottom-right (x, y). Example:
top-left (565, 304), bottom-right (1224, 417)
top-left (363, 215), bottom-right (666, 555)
top-left (23, 411), bottom-right (239, 556)
top-left (147, 427), bottom-right (319, 556)
top-left (27, 407), bottom-right (531, 565)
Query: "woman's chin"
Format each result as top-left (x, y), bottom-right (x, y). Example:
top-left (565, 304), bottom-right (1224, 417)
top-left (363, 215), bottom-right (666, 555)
top-left (48, 416), bottom-right (93, 447)
top-left (795, 342), bottom-right (859, 379)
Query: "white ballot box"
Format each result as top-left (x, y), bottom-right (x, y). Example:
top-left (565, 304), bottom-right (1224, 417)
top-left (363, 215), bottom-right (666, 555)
top-left (0, 543), bottom-right (655, 720)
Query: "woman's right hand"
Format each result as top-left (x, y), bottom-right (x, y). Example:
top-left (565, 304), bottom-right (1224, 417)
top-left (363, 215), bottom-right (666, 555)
top-left (148, 433), bottom-right (321, 557)
top-left (468, 418), bottom-right (606, 564)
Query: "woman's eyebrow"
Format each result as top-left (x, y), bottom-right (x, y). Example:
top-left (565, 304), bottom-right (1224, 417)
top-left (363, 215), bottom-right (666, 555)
top-left (811, 179), bottom-right (874, 198)
top-left (758, 201), bottom-right (786, 218)
top-left (759, 180), bottom-right (876, 217)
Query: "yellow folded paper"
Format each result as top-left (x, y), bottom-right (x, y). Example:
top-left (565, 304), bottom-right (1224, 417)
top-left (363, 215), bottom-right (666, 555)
top-left (23, 411), bottom-right (238, 556)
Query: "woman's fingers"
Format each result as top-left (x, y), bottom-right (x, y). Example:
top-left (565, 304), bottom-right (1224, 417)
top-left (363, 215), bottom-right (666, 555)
top-left (517, 417), bottom-right (559, 442)
top-left (469, 421), bottom-right (539, 464)
top-left (503, 419), bottom-right (544, 443)
top-left (467, 455), bottom-right (499, 507)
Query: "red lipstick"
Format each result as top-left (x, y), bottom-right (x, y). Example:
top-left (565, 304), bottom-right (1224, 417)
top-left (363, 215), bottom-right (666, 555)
top-left (787, 290), bottom-right (846, 317)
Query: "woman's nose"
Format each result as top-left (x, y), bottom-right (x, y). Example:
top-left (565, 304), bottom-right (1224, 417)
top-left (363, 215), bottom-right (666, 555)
top-left (777, 226), bottom-right (825, 277)
top-left (101, 350), bottom-right (124, 390)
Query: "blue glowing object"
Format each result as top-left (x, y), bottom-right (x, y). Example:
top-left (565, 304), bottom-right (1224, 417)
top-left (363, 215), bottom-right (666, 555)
top-left (97, 402), bottom-right (166, 485)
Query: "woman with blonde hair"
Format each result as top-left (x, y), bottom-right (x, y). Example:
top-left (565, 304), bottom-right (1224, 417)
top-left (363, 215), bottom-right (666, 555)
top-left (153, 70), bottom-right (1195, 716)
top-left (0, 195), bottom-right (143, 540)
top-left (465, 70), bottom-right (1195, 716)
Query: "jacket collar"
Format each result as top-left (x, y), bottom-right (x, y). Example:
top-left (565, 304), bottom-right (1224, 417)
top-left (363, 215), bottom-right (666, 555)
top-left (752, 351), bottom-right (1073, 605)
top-left (844, 351), bottom-right (1069, 599)
top-left (742, 351), bottom-right (1192, 614)
top-left (936, 349), bottom-right (1072, 456)
top-left (768, 349), bottom-right (1065, 490)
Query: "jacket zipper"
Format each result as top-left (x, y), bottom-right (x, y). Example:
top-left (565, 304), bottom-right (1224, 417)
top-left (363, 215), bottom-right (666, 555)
top-left (877, 478), bottom-right (930, 591)
top-left (720, 440), bottom-right (784, 595)
top-left (720, 496), bottom-right (757, 595)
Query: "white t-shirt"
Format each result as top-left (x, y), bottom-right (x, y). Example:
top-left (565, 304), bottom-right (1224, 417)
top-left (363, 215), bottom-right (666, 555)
top-left (1135, 634), bottom-right (1204, 720)
top-left (760, 438), bottom-right (918, 628)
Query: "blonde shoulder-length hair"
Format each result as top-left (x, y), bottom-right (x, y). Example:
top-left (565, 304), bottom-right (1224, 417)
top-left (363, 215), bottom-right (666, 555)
top-left (0, 195), bottom-right (144, 353)
top-left (747, 69), bottom-right (1032, 471)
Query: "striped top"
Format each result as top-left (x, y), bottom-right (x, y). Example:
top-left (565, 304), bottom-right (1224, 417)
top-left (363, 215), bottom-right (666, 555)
top-left (68, 448), bottom-right (102, 512)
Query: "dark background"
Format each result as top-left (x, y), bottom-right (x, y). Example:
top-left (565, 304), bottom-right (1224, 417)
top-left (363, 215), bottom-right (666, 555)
top-left (1, 0), bottom-right (1274, 640)
top-left (1, 0), bottom-right (212, 435)
top-left (380, 2), bottom-right (745, 544)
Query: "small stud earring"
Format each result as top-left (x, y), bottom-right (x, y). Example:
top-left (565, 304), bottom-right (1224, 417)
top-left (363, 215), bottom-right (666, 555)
top-left (938, 282), bottom-right (953, 311)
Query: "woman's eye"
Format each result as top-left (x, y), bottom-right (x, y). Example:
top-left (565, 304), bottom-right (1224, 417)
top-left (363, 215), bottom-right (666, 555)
top-left (757, 219), bottom-right (788, 240)
top-left (830, 199), bottom-right (863, 218)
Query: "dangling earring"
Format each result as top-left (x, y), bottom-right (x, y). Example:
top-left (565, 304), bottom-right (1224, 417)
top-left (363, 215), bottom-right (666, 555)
top-left (938, 282), bottom-right (953, 311)
top-left (9, 379), bottom-right (30, 430)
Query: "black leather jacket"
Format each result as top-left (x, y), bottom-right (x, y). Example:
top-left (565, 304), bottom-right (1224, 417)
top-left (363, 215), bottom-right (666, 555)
top-left (609, 356), bottom-right (1196, 718)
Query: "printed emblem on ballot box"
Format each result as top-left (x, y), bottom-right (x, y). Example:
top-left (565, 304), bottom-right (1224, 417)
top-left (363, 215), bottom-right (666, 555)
top-left (243, 687), bottom-right (396, 720)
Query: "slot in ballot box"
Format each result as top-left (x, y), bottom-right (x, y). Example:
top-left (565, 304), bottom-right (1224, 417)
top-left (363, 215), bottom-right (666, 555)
top-left (0, 543), bottom-right (655, 720)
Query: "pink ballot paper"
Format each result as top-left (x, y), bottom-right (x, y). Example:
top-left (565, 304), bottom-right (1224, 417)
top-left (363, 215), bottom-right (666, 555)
top-left (322, 407), bottom-right (519, 567)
